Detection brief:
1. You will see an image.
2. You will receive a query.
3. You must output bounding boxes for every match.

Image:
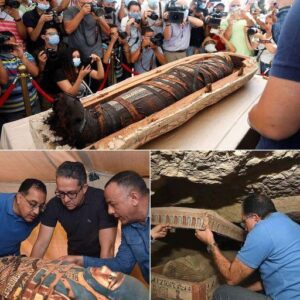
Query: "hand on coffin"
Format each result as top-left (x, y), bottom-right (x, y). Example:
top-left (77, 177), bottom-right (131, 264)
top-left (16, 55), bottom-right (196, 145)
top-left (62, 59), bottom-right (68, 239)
top-left (151, 224), bottom-right (171, 240)
top-left (59, 255), bottom-right (84, 266)
top-left (195, 225), bottom-right (215, 246)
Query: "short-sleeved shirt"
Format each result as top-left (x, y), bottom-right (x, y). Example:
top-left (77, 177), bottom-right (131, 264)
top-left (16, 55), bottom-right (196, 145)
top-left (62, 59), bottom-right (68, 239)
top-left (0, 193), bottom-right (39, 257)
top-left (163, 22), bottom-right (191, 52)
top-left (257, 1), bottom-right (300, 149)
top-left (63, 7), bottom-right (102, 60)
top-left (220, 17), bottom-right (253, 56)
top-left (237, 213), bottom-right (300, 299)
top-left (41, 186), bottom-right (117, 257)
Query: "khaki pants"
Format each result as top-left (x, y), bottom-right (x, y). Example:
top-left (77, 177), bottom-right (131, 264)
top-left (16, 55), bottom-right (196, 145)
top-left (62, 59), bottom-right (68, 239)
top-left (164, 51), bottom-right (187, 63)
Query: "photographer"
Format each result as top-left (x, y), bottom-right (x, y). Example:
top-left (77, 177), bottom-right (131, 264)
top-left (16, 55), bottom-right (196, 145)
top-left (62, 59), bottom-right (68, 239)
top-left (120, 1), bottom-right (142, 47)
top-left (102, 25), bottom-right (131, 84)
top-left (0, 31), bottom-right (40, 132)
top-left (53, 48), bottom-right (104, 97)
top-left (141, 0), bottom-right (164, 35)
top-left (35, 25), bottom-right (67, 99)
top-left (0, 0), bottom-right (27, 44)
top-left (163, 0), bottom-right (203, 63)
top-left (131, 26), bottom-right (166, 73)
top-left (220, 0), bottom-right (255, 56)
top-left (63, 0), bottom-right (110, 60)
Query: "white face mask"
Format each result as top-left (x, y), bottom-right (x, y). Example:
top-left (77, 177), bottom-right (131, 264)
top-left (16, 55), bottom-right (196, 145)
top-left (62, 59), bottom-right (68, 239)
top-left (73, 57), bottom-right (81, 67)
top-left (37, 2), bottom-right (50, 10)
top-left (205, 43), bottom-right (217, 53)
top-left (148, 0), bottom-right (158, 9)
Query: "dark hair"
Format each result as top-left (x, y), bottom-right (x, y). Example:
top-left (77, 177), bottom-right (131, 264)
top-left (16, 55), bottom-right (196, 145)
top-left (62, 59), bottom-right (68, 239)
top-left (142, 26), bottom-right (154, 35)
top-left (41, 24), bottom-right (59, 36)
top-left (127, 1), bottom-right (140, 10)
top-left (56, 161), bottom-right (87, 185)
top-left (105, 170), bottom-right (148, 196)
top-left (242, 194), bottom-right (277, 219)
top-left (18, 178), bottom-right (47, 195)
top-left (109, 24), bottom-right (118, 29)
top-left (0, 31), bottom-right (15, 39)
top-left (61, 47), bottom-right (83, 83)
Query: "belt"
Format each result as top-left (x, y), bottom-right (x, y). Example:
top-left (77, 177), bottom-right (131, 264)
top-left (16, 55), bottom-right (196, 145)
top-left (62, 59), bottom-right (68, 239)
top-left (165, 49), bottom-right (187, 53)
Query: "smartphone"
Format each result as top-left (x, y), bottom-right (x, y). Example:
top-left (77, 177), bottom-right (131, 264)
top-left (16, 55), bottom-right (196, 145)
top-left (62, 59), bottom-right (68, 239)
top-left (210, 28), bottom-right (220, 35)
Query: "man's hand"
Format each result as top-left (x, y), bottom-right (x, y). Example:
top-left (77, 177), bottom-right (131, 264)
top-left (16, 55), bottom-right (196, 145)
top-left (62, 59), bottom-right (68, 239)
top-left (59, 255), bottom-right (84, 266)
top-left (38, 50), bottom-right (48, 65)
top-left (151, 224), bottom-right (171, 240)
top-left (110, 31), bottom-right (119, 44)
top-left (39, 13), bottom-right (54, 24)
top-left (127, 17), bottom-right (136, 26)
top-left (195, 225), bottom-right (215, 245)
top-left (163, 11), bottom-right (169, 21)
top-left (3, 6), bottom-right (20, 20)
top-left (80, 3), bottom-right (91, 16)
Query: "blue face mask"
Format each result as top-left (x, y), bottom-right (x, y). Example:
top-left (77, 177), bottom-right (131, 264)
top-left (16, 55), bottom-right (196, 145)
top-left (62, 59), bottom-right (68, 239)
top-left (48, 34), bottom-right (60, 45)
top-left (73, 57), bottom-right (81, 67)
top-left (129, 12), bottom-right (141, 19)
top-left (37, 2), bottom-right (50, 10)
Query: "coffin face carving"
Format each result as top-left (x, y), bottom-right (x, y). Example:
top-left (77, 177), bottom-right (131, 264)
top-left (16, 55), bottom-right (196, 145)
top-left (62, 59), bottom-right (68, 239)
top-left (0, 256), bottom-right (148, 300)
top-left (45, 55), bottom-right (235, 149)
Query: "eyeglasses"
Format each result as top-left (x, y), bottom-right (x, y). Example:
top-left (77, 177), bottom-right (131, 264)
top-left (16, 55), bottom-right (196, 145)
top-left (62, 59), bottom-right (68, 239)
top-left (23, 195), bottom-right (46, 212)
top-left (240, 214), bottom-right (255, 229)
top-left (55, 186), bottom-right (83, 200)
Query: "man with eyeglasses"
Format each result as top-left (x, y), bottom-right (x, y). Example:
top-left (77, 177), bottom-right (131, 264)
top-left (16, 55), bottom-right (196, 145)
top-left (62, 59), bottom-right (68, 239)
top-left (31, 161), bottom-right (117, 259)
top-left (195, 194), bottom-right (300, 300)
top-left (60, 170), bottom-right (150, 284)
top-left (0, 178), bottom-right (47, 257)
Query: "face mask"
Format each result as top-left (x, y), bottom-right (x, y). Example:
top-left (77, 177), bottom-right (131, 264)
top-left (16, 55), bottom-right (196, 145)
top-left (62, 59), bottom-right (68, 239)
top-left (129, 12), bottom-right (141, 19)
top-left (73, 57), bottom-right (81, 67)
top-left (48, 34), bottom-right (60, 45)
top-left (37, 2), bottom-right (50, 10)
top-left (148, 0), bottom-right (158, 9)
top-left (205, 43), bottom-right (217, 53)
top-left (199, 2), bottom-right (206, 9)
top-left (104, 6), bottom-right (114, 13)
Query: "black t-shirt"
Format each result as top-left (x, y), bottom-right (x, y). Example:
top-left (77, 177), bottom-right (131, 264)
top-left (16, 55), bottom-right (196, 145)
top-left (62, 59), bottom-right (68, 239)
top-left (41, 186), bottom-right (117, 257)
top-left (190, 24), bottom-right (205, 48)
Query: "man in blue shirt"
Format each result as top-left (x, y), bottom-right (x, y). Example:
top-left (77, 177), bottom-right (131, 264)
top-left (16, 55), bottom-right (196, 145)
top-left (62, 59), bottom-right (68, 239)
top-left (248, 0), bottom-right (300, 149)
top-left (61, 170), bottom-right (150, 283)
top-left (195, 194), bottom-right (300, 300)
top-left (0, 178), bottom-right (47, 257)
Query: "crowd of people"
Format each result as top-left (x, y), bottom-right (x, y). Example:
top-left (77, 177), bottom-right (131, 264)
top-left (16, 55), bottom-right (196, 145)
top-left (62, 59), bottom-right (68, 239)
top-left (0, 0), bottom-right (287, 132)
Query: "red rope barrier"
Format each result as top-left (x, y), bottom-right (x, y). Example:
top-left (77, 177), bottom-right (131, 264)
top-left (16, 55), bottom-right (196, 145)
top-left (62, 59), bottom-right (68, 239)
top-left (98, 63), bottom-right (111, 91)
top-left (0, 82), bottom-right (17, 107)
top-left (32, 79), bottom-right (54, 103)
top-left (121, 63), bottom-right (139, 76)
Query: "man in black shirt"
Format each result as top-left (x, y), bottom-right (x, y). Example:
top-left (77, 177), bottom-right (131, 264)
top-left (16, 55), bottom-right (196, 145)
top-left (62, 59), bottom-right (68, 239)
top-left (30, 161), bottom-right (117, 258)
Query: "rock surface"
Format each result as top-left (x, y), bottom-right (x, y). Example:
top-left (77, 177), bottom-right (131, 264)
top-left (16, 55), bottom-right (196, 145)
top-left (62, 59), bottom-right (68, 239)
top-left (151, 151), bottom-right (300, 221)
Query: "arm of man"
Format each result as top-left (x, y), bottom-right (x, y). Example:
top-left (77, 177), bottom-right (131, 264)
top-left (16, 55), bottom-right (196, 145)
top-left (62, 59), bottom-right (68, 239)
top-left (248, 76), bottom-right (300, 140)
top-left (30, 224), bottom-right (55, 258)
top-left (63, 6), bottom-right (88, 35)
top-left (98, 227), bottom-right (117, 258)
top-left (25, 14), bottom-right (53, 42)
top-left (97, 16), bottom-right (110, 36)
top-left (153, 46), bottom-right (167, 65)
top-left (187, 15), bottom-right (203, 27)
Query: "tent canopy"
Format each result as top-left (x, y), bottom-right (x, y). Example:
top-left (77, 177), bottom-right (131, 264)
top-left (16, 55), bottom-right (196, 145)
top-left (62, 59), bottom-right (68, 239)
top-left (0, 151), bottom-right (149, 183)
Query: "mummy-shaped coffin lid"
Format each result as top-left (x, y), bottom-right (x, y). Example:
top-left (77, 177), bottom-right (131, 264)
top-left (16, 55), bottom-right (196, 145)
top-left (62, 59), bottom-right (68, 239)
top-left (151, 207), bottom-right (245, 242)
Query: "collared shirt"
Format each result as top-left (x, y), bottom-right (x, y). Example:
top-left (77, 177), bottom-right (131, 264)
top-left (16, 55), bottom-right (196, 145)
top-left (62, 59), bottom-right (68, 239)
top-left (163, 22), bottom-right (191, 51)
top-left (0, 193), bottom-right (39, 257)
top-left (84, 217), bottom-right (150, 283)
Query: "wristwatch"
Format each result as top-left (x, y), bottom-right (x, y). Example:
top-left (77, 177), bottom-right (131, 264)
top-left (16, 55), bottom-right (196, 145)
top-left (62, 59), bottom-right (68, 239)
top-left (207, 242), bottom-right (218, 253)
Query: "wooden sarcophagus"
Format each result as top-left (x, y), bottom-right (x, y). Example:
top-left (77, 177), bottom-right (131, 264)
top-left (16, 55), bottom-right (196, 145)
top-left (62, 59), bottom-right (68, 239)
top-left (30, 53), bottom-right (258, 149)
top-left (0, 256), bottom-right (148, 300)
top-left (151, 207), bottom-right (244, 300)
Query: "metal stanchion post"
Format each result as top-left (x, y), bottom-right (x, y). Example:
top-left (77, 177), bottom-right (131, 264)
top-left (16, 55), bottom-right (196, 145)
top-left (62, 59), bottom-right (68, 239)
top-left (109, 49), bottom-right (117, 85)
top-left (17, 64), bottom-right (32, 116)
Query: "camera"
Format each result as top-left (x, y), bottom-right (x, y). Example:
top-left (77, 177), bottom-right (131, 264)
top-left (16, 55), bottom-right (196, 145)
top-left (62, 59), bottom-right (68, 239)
top-left (45, 8), bottom-right (60, 25)
top-left (134, 17), bottom-right (141, 24)
top-left (148, 11), bottom-right (159, 20)
top-left (83, 56), bottom-right (93, 67)
top-left (150, 32), bottom-right (164, 47)
top-left (205, 11), bottom-right (227, 27)
top-left (0, 33), bottom-right (15, 53)
top-left (166, 0), bottom-right (186, 23)
top-left (247, 26), bottom-right (259, 36)
top-left (90, 3), bottom-right (105, 17)
top-left (45, 48), bottom-right (57, 59)
top-left (4, 0), bottom-right (20, 9)
top-left (118, 31), bottom-right (128, 40)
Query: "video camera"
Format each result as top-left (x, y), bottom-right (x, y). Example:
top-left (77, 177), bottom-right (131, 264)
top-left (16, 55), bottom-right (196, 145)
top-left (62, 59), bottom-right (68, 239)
top-left (247, 26), bottom-right (259, 36)
top-left (166, 0), bottom-right (186, 24)
top-left (3, 0), bottom-right (20, 9)
top-left (148, 11), bottom-right (159, 20)
top-left (45, 8), bottom-right (61, 25)
top-left (150, 32), bottom-right (164, 47)
top-left (118, 31), bottom-right (128, 40)
top-left (0, 33), bottom-right (15, 53)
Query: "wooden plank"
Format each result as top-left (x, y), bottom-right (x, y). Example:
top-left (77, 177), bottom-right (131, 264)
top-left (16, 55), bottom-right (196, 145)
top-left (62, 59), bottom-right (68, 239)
top-left (151, 207), bottom-right (245, 242)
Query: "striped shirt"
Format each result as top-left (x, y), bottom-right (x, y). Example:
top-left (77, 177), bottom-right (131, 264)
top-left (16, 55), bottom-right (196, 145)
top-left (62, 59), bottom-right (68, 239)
top-left (0, 53), bottom-right (38, 114)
